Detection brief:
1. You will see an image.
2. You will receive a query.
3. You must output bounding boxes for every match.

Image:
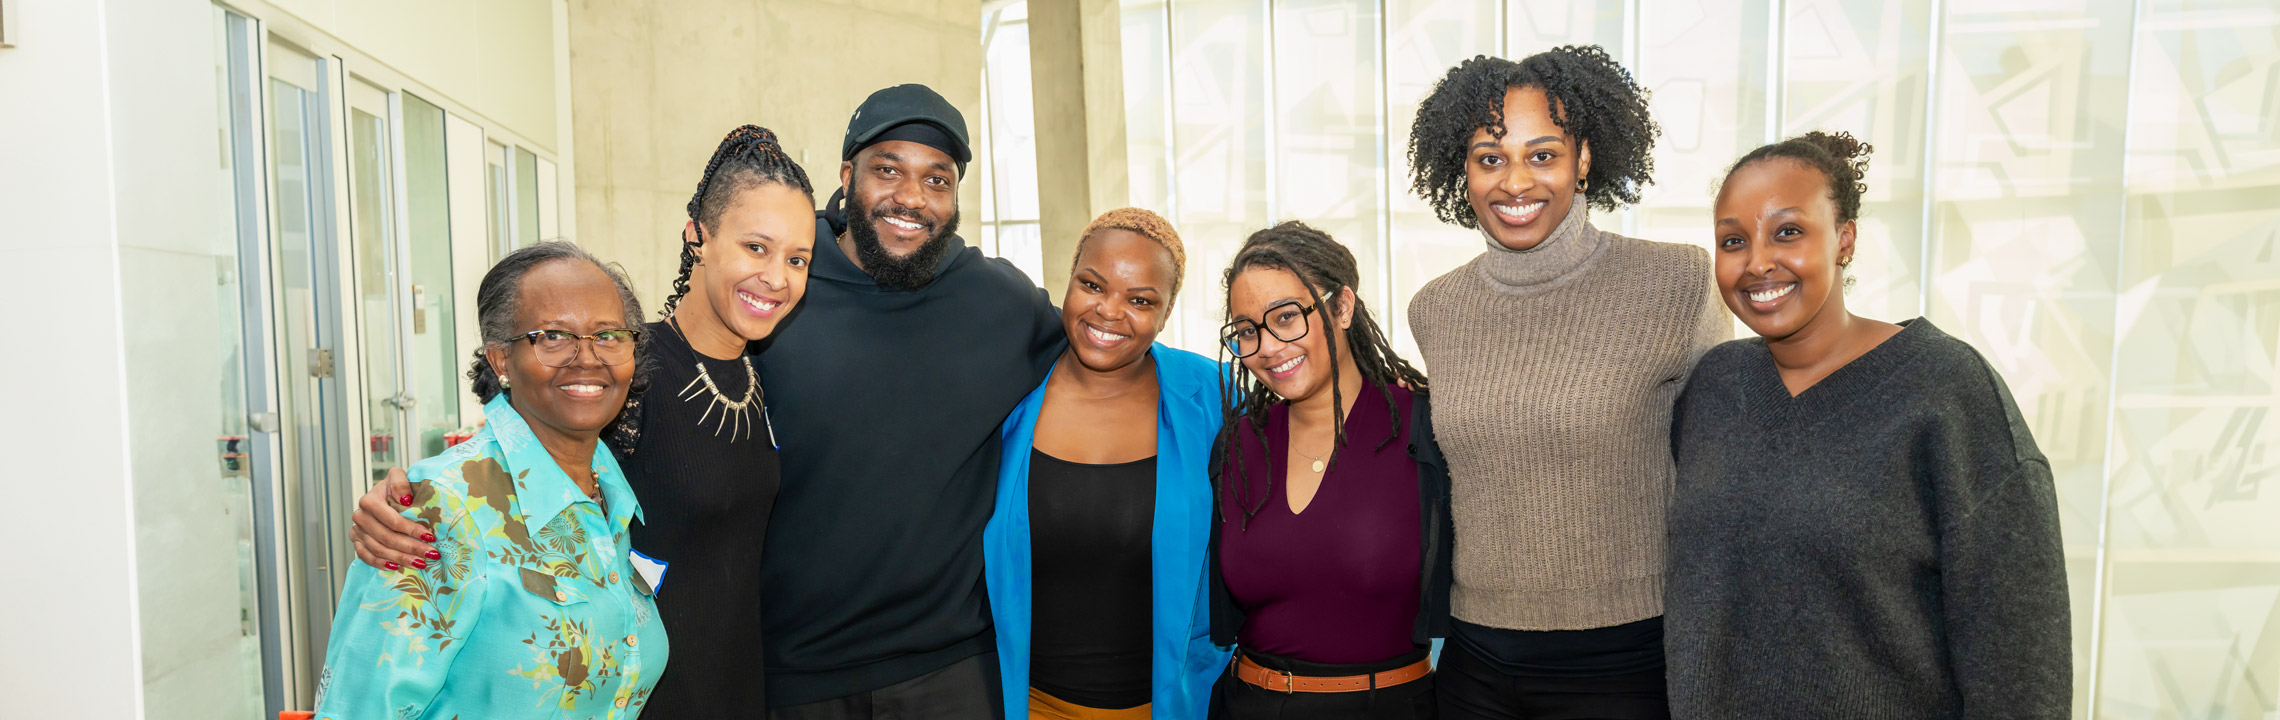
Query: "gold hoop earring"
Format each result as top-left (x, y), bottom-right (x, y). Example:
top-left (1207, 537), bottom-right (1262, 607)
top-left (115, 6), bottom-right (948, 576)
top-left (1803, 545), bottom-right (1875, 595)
top-left (1576, 177), bottom-right (1590, 192)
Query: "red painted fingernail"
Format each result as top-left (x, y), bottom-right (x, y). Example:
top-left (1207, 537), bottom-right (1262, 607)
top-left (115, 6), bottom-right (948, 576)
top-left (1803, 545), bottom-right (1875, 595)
top-left (411, 559), bottom-right (428, 570)
top-left (384, 562), bottom-right (400, 571)
top-left (420, 532), bottom-right (436, 543)
top-left (425, 550), bottom-right (442, 560)
top-left (399, 494), bottom-right (414, 506)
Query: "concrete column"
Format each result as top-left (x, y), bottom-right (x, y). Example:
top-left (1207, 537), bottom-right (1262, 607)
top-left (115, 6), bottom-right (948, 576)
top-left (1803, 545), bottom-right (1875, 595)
top-left (1078, 0), bottom-right (1132, 218)
top-left (1025, 0), bottom-right (1128, 304)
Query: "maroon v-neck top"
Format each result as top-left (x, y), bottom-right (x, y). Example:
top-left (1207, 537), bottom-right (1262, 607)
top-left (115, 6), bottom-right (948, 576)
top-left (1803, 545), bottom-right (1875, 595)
top-left (1218, 383), bottom-right (1423, 664)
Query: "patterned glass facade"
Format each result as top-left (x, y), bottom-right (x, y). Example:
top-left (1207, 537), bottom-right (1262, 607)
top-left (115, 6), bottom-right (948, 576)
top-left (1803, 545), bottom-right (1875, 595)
top-left (1094, 0), bottom-right (2280, 715)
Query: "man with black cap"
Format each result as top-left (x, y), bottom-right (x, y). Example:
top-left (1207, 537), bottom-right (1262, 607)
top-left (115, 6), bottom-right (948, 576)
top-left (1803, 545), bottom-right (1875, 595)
top-left (751, 83), bottom-right (1063, 719)
top-left (339, 84), bottom-right (1062, 717)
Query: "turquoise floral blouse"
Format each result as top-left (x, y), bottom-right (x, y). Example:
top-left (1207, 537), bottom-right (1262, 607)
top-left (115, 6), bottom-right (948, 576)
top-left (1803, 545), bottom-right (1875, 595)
top-left (313, 395), bottom-right (668, 719)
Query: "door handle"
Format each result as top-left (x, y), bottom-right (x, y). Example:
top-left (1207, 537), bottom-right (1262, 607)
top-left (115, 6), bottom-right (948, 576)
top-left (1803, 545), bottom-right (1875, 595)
top-left (383, 393), bottom-right (417, 410)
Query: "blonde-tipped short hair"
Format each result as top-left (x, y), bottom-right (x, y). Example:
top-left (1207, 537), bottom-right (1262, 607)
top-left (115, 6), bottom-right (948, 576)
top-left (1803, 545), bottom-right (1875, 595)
top-left (1074, 207), bottom-right (1187, 303)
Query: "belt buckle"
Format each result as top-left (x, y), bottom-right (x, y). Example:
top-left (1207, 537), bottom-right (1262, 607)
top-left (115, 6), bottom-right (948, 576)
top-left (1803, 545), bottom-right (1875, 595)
top-left (1279, 670), bottom-right (1294, 693)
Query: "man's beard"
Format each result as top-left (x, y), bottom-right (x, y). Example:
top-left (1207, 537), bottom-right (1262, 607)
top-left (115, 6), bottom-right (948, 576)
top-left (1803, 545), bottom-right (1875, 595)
top-left (847, 195), bottom-right (960, 291)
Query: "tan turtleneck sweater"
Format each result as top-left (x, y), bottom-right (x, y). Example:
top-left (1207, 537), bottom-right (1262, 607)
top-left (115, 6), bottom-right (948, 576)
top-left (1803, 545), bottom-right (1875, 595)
top-left (1406, 201), bottom-right (1727, 631)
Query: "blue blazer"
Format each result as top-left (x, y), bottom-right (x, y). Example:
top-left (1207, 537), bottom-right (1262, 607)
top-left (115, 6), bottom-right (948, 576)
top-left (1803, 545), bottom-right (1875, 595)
top-left (982, 343), bottom-right (1231, 719)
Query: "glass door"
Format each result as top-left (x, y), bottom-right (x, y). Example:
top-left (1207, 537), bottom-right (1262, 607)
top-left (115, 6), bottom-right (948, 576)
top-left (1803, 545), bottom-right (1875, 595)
top-left (346, 79), bottom-right (408, 481)
top-left (401, 93), bottom-right (460, 458)
top-left (535, 156), bottom-right (560, 241)
top-left (514, 146), bottom-right (541, 246)
top-left (209, 8), bottom-right (277, 717)
top-left (486, 140), bottom-right (511, 262)
top-left (265, 35), bottom-right (353, 703)
top-left (348, 80), bottom-right (467, 480)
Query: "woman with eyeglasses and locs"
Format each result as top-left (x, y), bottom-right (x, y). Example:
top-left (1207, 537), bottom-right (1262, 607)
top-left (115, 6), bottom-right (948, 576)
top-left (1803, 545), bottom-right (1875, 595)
top-left (1208, 221), bottom-right (1453, 720)
top-left (1665, 131), bottom-right (2068, 715)
top-left (981, 208), bottom-right (1229, 720)
top-left (1402, 46), bottom-right (1727, 718)
top-left (345, 126), bottom-right (820, 715)
top-left (313, 241), bottom-right (667, 716)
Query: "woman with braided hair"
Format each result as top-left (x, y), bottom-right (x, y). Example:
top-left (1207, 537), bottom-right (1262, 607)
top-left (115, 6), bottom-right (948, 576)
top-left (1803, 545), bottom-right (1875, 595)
top-left (1207, 221), bottom-right (1454, 720)
top-left (1403, 45), bottom-right (1727, 718)
top-left (347, 125), bottom-right (820, 716)
top-left (1666, 131), bottom-right (2068, 715)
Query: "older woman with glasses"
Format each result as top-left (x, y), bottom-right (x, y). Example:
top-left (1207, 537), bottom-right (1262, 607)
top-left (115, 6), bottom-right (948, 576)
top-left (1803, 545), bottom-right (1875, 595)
top-left (312, 241), bottom-right (668, 718)
top-left (345, 125), bottom-right (819, 715)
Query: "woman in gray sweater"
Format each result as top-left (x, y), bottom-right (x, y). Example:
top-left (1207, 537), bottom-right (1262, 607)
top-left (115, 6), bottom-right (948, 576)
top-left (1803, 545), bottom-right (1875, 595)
top-left (1665, 131), bottom-right (2070, 716)
top-left (1404, 46), bottom-right (1726, 718)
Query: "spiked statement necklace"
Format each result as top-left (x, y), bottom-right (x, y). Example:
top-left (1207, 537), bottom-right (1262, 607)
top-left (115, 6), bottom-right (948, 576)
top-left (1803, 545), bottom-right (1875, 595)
top-left (669, 317), bottom-right (761, 442)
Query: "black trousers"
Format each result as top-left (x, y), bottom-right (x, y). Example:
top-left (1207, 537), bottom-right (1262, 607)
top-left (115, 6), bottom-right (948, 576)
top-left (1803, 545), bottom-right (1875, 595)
top-left (1434, 640), bottom-right (1668, 720)
top-left (1212, 648), bottom-right (1437, 720)
top-left (766, 652), bottom-right (1004, 720)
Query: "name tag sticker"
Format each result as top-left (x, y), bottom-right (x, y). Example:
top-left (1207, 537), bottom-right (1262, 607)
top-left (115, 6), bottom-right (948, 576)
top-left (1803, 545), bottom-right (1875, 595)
top-left (629, 549), bottom-right (668, 595)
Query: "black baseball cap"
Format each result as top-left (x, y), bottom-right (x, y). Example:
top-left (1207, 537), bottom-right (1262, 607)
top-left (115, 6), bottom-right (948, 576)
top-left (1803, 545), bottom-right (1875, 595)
top-left (841, 84), bottom-right (972, 175)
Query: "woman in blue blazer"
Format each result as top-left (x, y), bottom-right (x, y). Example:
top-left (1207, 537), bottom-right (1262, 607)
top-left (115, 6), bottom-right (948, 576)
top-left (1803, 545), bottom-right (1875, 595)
top-left (984, 209), bottom-right (1230, 719)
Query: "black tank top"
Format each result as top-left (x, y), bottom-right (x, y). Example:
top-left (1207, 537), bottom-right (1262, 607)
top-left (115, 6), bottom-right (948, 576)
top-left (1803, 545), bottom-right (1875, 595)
top-left (1027, 449), bottom-right (1156, 709)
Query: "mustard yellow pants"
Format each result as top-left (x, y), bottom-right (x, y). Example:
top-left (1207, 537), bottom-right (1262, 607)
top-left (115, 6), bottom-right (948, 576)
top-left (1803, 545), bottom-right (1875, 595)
top-left (1027, 687), bottom-right (1152, 720)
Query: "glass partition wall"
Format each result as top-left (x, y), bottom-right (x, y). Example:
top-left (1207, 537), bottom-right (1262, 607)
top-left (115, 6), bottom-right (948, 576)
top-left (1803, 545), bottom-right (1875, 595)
top-left (182, 6), bottom-right (565, 715)
top-left (262, 35), bottom-right (355, 711)
top-left (184, 10), bottom-right (277, 718)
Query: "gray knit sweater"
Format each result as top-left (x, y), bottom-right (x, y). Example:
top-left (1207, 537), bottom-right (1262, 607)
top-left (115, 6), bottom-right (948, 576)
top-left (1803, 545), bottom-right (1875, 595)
top-left (1406, 201), bottom-right (1727, 631)
top-left (1666, 319), bottom-right (2071, 717)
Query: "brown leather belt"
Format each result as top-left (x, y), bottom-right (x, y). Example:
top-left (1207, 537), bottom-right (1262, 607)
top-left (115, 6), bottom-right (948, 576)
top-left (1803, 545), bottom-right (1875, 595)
top-left (1234, 652), bottom-right (1432, 693)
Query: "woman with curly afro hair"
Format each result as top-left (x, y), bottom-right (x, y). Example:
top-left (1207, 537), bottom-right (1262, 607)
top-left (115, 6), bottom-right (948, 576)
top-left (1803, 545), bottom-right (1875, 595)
top-left (1402, 46), bottom-right (1727, 719)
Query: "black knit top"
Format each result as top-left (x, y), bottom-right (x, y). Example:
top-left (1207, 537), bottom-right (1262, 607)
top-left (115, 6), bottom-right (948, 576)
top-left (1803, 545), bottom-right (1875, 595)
top-left (1666, 318), bottom-right (2071, 717)
top-left (616, 319), bottom-right (782, 718)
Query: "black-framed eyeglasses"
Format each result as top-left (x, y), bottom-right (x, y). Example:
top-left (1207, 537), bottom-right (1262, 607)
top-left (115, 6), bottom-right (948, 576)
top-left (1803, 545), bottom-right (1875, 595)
top-left (508, 328), bottom-right (642, 368)
top-left (1220, 300), bottom-right (1318, 359)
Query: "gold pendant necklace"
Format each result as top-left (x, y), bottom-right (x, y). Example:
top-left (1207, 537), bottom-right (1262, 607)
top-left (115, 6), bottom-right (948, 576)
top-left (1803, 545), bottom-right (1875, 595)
top-left (1297, 448), bottom-right (1329, 474)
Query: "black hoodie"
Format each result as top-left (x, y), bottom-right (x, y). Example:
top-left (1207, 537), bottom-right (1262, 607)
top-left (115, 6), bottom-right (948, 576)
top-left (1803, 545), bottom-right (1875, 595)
top-left (752, 197), bottom-right (1063, 706)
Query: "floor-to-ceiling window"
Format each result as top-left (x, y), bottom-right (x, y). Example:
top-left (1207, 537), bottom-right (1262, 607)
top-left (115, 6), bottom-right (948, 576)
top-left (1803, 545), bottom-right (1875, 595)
top-left (991, 1), bottom-right (2280, 715)
top-left (978, 0), bottom-right (1049, 284)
